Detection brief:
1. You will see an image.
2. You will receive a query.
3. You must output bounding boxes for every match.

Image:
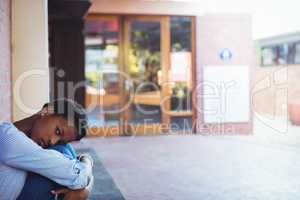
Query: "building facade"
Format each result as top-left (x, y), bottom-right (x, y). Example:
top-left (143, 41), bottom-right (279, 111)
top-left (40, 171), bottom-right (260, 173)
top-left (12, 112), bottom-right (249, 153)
top-left (0, 0), bottom-right (253, 135)
top-left (253, 32), bottom-right (300, 118)
top-left (85, 0), bottom-right (253, 135)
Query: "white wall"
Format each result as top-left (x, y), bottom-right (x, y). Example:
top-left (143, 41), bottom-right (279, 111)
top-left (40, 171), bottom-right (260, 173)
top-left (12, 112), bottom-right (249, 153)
top-left (0, 0), bottom-right (11, 122)
top-left (12, 0), bottom-right (49, 121)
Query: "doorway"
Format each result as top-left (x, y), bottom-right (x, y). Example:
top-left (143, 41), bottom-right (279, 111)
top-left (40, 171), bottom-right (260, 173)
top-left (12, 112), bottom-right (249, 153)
top-left (84, 15), bottom-right (196, 136)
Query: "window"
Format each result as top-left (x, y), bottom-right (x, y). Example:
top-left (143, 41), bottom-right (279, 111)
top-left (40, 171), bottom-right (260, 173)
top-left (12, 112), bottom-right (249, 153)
top-left (170, 16), bottom-right (193, 112)
top-left (261, 46), bottom-right (277, 66)
top-left (277, 44), bottom-right (288, 65)
top-left (287, 43), bottom-right (295, 64)
top-left (261, 41), bottom-right (300, 66)
top-left (171, 16), bottom-right (192, 52)
top-left (84, 17), bottom-right (121, 127)
top-left (294, 42), bottom-right (300, 64)
top-left (170, 16), bottom-right (193, 132)
top-left (261, 45), bottom-right (288, 66)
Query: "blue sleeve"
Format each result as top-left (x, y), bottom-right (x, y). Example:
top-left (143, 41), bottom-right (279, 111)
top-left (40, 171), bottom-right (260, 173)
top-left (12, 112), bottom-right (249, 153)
top-left (49, 143), bottom-right (77, 159)
top-left (0, 123), bottom-right (92, 190)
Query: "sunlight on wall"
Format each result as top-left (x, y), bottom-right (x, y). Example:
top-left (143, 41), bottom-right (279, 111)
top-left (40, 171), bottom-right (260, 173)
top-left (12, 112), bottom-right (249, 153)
top-left (12, 0), bottom-right (49, 121)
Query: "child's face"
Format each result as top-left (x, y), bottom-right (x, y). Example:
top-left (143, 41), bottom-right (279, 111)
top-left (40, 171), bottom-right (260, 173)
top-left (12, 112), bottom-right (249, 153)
top-left (30, 115), bottom-right (77, 148)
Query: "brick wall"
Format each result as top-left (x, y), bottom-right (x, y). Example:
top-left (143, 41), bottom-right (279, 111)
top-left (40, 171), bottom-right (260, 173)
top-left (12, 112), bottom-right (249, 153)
top-left (252, 60), bottom-right (300, 117)
top-left (196, 15), bottom-right (253, 134)
top-left (0, 0), bottom-right (11, 122)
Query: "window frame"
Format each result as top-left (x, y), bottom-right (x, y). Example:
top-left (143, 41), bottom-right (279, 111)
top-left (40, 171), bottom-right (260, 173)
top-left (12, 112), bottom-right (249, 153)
top-left (260, 40), bottom-right (300, 67)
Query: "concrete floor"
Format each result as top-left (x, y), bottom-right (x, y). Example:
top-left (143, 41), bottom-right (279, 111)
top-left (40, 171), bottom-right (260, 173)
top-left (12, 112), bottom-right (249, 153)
top-left (73, 116), bottom-right (300, 200)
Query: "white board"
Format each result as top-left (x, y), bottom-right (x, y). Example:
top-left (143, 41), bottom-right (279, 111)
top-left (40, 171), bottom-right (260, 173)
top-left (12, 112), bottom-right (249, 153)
top-left (170, 52), bottom-right (191, 82)
top-left (203, 65), bottom-right (250, 123)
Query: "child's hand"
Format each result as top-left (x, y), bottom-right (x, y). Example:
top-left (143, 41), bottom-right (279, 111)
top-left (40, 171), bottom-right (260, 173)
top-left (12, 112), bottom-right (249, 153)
top-left (51, 188), bottom-right (90, 200)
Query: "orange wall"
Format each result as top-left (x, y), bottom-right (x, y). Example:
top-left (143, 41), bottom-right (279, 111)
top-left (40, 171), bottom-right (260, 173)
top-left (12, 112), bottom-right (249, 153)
top-left (89, 0), bottom-right (202, 16)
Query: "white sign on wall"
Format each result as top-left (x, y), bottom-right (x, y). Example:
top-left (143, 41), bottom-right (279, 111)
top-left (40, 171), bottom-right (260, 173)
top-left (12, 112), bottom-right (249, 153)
top-left (170, 52), bottom-right (191, 82)
top-left (203, 65), bottom-right (250, 123)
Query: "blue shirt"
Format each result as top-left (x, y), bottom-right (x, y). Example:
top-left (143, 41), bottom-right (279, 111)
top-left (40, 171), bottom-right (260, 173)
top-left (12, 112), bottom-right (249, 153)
top-left (0, 122), bottom-right (92, 200)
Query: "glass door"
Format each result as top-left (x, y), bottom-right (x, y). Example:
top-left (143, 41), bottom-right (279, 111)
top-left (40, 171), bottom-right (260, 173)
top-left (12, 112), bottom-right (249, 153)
top-left (84, 16), bottom-right (122, 136)
top-left (169, 16), bottom-right (194, 133)
top-left (123, 16), bottom-right (171, 135)
top-left (84, 15), bottom-right (195, 136)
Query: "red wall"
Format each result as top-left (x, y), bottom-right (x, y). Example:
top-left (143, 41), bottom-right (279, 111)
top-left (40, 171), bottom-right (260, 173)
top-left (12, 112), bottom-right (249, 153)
top-left (196, 15), bottom-right (253, 134)
top-left (0, 0), bottom-right (11, 122)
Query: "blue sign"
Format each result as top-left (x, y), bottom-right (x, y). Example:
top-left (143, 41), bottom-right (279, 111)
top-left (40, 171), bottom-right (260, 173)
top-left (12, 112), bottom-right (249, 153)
top-left (219, 48), bottom-right (233, 61)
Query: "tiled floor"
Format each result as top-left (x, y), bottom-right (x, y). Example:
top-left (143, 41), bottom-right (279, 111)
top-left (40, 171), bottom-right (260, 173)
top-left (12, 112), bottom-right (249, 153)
top-left (73, 116), bottom-right (300, 200)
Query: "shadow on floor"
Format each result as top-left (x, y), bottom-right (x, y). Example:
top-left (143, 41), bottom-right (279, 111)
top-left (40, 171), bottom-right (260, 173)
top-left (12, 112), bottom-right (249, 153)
top-left (76, 148), bottom-right (125, 200)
